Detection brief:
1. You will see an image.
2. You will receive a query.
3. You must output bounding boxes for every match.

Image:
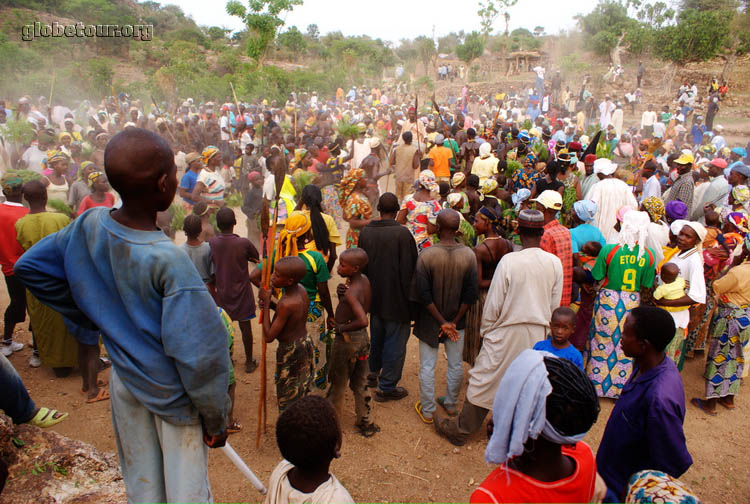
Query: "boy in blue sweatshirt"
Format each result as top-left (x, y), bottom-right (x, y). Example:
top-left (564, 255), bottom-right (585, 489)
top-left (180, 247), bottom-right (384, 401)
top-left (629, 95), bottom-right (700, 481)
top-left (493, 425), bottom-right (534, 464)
top-left (14, 128), bottom-right (231, 503)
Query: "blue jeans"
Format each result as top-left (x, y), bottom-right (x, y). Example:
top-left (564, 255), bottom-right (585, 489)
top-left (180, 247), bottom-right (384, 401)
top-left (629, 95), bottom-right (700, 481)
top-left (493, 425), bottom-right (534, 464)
top-left (418, 330), bottom-right (464, 418)
top-left (110, 368), bottom-right (213, 504)
top-left (369, 315), bottom-right (410, 392)
top-left (0, 353), bottom-right (35, 423)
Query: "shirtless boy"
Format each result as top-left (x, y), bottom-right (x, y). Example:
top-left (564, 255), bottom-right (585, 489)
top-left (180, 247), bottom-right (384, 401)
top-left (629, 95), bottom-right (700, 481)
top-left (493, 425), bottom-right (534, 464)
top-left (328, 248), bottom-right (379, 437)
top-left (259, 256), bottom-right (314, 412)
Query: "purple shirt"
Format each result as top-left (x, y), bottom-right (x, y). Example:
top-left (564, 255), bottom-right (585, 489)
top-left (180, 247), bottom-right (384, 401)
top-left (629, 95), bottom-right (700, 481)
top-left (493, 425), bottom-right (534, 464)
top-left (209, 233), bottom-right (259, 321)
top-left (596, 356), bottom-right (692, 498)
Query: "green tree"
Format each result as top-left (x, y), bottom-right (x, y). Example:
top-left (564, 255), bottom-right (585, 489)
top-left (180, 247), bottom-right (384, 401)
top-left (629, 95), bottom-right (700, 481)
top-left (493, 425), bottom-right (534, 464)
top-left (653, 8), bottom-right (732, 61)
top-left (226, 0), bottom-right (303, 67)
top-left (87, 57), bottom-right (114, 99)
top-left (278, 26), bottom-right (307, 54)
top-left (415, 36), bottom-right (436, 75)
top-left (478, 0), bottom-right (518, 38)
top-left (455, 31), bottom-right (485, 78)
top-left (437, 32), bottom-right (463, 53)
top-left (306, 24), bottom-right (319, 40)
top-left (533, 25), bottom-right (545, 36)
top-left (576, 1), bottom-right (646, 64)
top-left (206, 26), bottom-right (230, 41)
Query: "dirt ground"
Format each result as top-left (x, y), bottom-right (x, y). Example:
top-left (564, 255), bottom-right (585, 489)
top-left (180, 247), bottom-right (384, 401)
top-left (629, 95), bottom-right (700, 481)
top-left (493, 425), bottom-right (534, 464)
top-left (2, 212), bottom-right (750, 504)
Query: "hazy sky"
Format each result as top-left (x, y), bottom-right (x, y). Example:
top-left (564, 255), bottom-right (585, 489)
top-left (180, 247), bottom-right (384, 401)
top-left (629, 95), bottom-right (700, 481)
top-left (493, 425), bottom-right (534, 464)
top-left (167, 0), bottom-right (595, 44)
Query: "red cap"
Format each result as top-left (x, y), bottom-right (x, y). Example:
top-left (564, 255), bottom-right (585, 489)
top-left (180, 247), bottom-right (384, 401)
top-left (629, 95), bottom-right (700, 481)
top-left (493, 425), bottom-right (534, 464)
top-left (584, 154), bottom-right (597, 164)
top-left (710, 158), bottom-right (728, 169)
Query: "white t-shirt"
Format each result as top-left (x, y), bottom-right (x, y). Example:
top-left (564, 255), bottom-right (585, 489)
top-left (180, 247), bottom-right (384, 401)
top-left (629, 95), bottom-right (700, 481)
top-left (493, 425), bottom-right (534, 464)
top-left (220, 115), bottom-right (230, 141)
top-left (21, 144), bottom-right (47, 173)
top-left (265, 460), bottom-right (354, 504)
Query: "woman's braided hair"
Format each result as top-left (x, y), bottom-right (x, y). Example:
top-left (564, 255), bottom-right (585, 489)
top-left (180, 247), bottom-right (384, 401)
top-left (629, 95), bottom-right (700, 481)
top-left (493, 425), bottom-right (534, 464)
top-left (543, 356), bottom-right (600, 437)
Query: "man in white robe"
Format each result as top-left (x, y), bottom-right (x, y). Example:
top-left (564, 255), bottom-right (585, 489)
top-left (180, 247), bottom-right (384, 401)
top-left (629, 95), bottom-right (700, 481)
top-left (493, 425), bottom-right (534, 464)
top-left (433, 209), bottom-right (563, 446)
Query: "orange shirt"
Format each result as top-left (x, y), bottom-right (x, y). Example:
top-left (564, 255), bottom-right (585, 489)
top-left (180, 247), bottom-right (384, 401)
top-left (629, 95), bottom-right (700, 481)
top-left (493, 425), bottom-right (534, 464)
top-left (471, 442), bottom-right (597, 504)
top-left (428, 145), bottom-right (453, 178)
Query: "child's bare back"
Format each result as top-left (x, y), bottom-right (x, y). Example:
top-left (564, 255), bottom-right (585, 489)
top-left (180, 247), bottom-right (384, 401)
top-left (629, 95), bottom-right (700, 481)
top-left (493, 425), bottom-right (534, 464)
top-left (274, 284), bottom-right (309, 344)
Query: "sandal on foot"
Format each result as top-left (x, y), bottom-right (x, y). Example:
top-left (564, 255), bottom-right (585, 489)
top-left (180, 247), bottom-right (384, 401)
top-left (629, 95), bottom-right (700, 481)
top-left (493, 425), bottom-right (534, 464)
top-left (690, 398), bottom-right (717, 416)
top-left (414, 400), bottom-right (433, 424)
top-left (436, 396), bottom-right (457, 416)
top-left (97, 358), bottom-right (112, 372)
top-left (356, 422), bottom-right (380, 438)
top-left (245, 360), bottom-right (258, 373)
top-left (81, 378), bottom-right (109, 394)
top-left (718, 398), bottom-right (736, 410)
top-left (28, 408), bottom-right (68, 428)
top-left (227, 421), bottom-right (243, 434)
top-left (86, 388), bottom-right (110, 404)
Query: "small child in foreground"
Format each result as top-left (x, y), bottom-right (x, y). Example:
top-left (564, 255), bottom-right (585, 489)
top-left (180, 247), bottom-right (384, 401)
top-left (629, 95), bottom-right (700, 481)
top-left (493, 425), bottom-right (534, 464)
top-left (258, 256), bottom-right (314, 412)
top-left (329, 248), bottom-right (379, 437)
top-left (653, 263), bottom-right (688, 312)
top-left (533, 306), bottom-right (584, 370)
top-left (265, 395), bottom-right (354, 504)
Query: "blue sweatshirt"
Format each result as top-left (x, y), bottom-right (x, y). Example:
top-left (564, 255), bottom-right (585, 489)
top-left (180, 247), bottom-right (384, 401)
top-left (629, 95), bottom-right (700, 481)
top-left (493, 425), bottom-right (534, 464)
top-left (14, 208), bottom-right (230, 434)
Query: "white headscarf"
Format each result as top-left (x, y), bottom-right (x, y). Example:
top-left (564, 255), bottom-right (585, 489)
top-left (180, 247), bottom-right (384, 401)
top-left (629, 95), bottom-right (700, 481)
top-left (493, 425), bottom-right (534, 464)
top-left (485, 349), bottom-right (586, 466)
top-left (618, 210), bottom-right (651, 259)
top-left (479, 142), bottom-right (492, 158)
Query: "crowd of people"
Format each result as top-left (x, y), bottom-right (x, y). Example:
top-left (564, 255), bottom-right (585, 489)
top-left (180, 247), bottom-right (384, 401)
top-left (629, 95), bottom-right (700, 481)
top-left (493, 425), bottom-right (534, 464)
top-left (1, 63), bottom-right (749, 503)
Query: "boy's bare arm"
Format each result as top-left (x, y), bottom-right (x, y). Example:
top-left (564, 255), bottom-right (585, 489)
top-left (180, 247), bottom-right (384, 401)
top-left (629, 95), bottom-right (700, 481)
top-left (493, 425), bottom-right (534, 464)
top-left (259, 288), bottom-right (292, 343)
top-left (336, 286), bottom-right (368, 333)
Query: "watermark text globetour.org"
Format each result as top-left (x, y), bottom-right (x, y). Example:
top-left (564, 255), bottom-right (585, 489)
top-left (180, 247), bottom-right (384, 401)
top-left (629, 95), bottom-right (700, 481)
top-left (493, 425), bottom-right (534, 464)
top-left (21, 22), bottom-right (153, 42)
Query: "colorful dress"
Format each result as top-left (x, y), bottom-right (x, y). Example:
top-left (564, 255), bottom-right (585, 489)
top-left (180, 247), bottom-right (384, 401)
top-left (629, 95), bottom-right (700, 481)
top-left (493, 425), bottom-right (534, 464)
top-left (342, 191), bottom-right (372, 248)
top-left (511, 168), bottom-right (541, 193)
top-left (585, 244), bottom-right (656, 398)
top-left (402, 194), bottom-right (441, 252)
top-left (703, 264), bottom-right (750, 400)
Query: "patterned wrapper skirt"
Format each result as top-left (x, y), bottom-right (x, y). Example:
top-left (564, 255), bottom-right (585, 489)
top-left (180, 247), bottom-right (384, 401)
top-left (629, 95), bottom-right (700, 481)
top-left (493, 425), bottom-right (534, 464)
top-left (307, 300), bottom-right (333, 389)
top-left (584, 288), bottom-right (640, 399)
top-left (664, 327), bottom-right (687, 371)
top-left (704, 302), bottom-right (750, 399)
top-left (321, 184), bottom-right (343, 223)
top-left (463, 289), bottom-right (488, 366)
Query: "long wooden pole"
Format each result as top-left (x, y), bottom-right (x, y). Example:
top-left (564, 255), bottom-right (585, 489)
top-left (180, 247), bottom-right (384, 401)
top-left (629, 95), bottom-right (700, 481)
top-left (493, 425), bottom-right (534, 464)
top-left (47, 72), bottom-right (56, 123)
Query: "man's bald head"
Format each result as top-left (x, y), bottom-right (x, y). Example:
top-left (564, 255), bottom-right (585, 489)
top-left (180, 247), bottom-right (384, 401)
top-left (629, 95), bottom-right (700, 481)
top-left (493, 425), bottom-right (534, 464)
top-left (436, 208), bottom-right (460, 232)
top-left (104, 128), bottom-right (176, 211)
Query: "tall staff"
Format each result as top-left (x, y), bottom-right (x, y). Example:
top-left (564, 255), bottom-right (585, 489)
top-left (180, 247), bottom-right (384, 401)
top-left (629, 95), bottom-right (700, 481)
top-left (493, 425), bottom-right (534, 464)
top-left (256, 151), bottom-right (286, 448)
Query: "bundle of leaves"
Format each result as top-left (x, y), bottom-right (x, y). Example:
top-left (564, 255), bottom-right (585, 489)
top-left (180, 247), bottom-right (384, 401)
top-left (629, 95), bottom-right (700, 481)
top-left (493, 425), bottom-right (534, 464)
top-left (505, 159), bottom-right (522, 179)
top-left (292, 169), bottom-right (316, 197)
top-left (47, 199), bottom-right (74, 218)
top-left (169, 203), bottom-right (186, 235)
top-left (4, 119), bottom-right (35, 146)
top-left (335, 120), bottom-right (362, 140)
top-left (4, 169), bottom-right (42, 182)
top-left (224, 192), bottom-right (243, 208)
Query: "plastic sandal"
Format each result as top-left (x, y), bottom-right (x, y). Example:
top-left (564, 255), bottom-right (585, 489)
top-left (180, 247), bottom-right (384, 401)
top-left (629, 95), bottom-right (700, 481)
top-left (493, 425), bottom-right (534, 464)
top-left (81, 378), bottom-right (109, 394)
top-left (356, 422), bottom-right (381, 438)
top-left (28, 408), bottom-right (68, 428)
top-left (85, 388), bottom-right (110, 404)
top-left (227, 421), bottom-right (243, 434)
top-left (690, 397), bottom-right (717, 416)
top-left (414, 400), bottom-right (433, 424)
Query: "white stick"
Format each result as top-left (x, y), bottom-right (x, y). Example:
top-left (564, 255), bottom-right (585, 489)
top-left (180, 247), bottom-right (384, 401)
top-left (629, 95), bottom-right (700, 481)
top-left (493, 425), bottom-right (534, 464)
top-left (220, 442), bottom-right (268, 495)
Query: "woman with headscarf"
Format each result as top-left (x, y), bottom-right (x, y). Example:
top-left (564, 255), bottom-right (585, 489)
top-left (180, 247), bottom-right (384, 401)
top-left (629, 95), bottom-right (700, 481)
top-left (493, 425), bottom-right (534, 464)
top-left (444, 193), bottom-right (475, 247)
top-left (67, 160), bottom-right (97, 214)
top-left (511, 151), bottom-right (542, 193)
top-left (729, 184), bottom-right (750, 214)
top-left (570, 200), bottom-right (606, 254)
top-left (190, 146), bottom-right (225, 208)
top-left (501, 188), bottom-right (531, 246)
top-left (640, 196), bottom-right (670, 266)
top-left (471, 142), bottom-right (499, 184)
top-left (463, 207), bottom-right (512, 366)
top-left (585, 211), bottom-right (657, 398)
top-left (471, 350), bottom-right (604, 503)
top-left (691, 237), bottom-right (750, 416)
top-left (251, 211), bottom-right (335, 390)
top-left (296, 184), bottom-right (342, 272)
top-left (450, 172), bottom-right (470, 217)
top-left (654, 221), bottom-right (707, 370)
top-left (42, 150), bottom-right (70, 212)
top-left (397, 169), bottom-right (441, 252)
top-left (338, 167), bottom-right (372, 248)
top-left (316, 142), bottom-right (345, 222)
